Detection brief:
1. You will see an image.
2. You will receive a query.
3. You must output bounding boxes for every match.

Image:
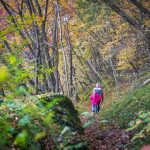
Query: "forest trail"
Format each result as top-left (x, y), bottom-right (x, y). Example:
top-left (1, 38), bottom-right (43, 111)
top-left (80, 112), bottom-right (131, 150)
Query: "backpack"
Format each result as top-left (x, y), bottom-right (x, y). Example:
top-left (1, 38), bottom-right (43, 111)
top-left (94, 88), bottom-right (102, 96)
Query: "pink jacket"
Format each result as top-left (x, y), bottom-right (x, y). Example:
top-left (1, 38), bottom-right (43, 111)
top-left (90, 92), bottom-right (101, 105)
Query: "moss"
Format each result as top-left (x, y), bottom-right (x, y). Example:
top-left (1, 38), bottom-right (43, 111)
top-left (38, 94), bottom-right (83, 132)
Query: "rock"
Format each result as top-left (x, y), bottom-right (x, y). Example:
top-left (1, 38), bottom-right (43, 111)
top-left (38, 94), bottom-right (83, 132)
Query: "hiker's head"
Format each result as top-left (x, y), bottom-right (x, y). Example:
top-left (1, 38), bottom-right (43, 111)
top-left (96, 82), bottom-right (100, 88)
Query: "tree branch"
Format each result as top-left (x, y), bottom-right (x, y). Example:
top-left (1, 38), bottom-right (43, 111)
top-left (103, 0), bottom-right (144, 30)
top-left (129, 0), bottom-right (150, 18)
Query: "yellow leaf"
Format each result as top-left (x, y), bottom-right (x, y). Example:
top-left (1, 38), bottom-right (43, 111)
top-left (35, 131), bottom-right (46, 141)
top-left (9, 55), bottom-right (17, 65)
top-left (136, 120), bottom-right (142, 125)
top-left (0, 65), bottom-right (8, 82)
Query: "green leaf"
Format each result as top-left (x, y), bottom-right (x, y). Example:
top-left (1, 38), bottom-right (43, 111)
top-left (82, 118), bottom-right (95, 128)
top-left (126, 123), bottom-right (139, 131)
top-left (146, 123), bottom-right (150, 133)
top-left (18, 115), bottom-right (31, 126)
top-left (60, 126), bottom-right (70, 136)
top-left (80, 112), bottom-right (93, 117)
top-left (35, 131), bottom-right (46, 141)
top-left (100, 119), bottom-right (108, 123)
top-left (139, 112), bottom-right (150, 119)
top-left (14, 130), bottom-right (28, 148)
top-left (131, 130), bottom-right (144, 141)
top-left (9, 55), bottom-right (17, 65)
top-left (0, 65), bottom-right (8, 82)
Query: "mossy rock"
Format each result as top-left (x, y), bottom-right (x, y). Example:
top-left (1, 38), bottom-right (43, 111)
top-left (37, 93), bottom-right (83, 132)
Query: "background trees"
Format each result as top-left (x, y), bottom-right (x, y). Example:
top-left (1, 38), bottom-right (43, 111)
top-left (0, 0), bottom-right (150, 98)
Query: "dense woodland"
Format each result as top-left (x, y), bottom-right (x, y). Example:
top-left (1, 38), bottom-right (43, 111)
top-left (0, 0), bottom-right (150, 149)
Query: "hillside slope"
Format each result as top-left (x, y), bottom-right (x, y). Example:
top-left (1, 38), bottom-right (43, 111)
top-left (100, 84), bottom-right (150, 149)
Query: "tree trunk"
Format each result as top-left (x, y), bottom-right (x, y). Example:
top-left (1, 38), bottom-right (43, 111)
top-left (41, 0), bottom-right (56, 92)
top-left (35, 24), bottom-right (40, 94)
top-left (109, 47), bottom-right (119, 93)
top-left (52, 0), bottom-right (59, 92)
top-left (57, 0), bottom-right (69, 96)
top-left (65, 22), bottom-right (73, 97)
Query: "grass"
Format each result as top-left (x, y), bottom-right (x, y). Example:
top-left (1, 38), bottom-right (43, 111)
top-left (100, 84), bottom-right (150, 128)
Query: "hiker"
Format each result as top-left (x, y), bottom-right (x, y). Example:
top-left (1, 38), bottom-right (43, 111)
top-left (94, 83), bottom-right (104, 112)
top-left (90, 89), bottom-right (101, 113)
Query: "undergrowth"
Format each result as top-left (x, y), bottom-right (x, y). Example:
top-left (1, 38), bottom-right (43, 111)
top-left (0, 93), bottom-right (85, 150)
top-left (100, 84), bottom-right (150, 149)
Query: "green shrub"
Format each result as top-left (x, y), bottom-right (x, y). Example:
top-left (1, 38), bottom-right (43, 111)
top-left (0, 94), bottom-right (83, 149)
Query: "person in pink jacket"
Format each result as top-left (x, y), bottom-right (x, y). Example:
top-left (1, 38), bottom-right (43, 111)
top-left (90, 89), bottom-right (101, 113)
top-left (90, 83), bottom-right (104, 112)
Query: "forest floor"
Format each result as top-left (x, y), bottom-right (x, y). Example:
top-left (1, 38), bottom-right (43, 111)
top-left (80, 112), bottom-right (131, 150)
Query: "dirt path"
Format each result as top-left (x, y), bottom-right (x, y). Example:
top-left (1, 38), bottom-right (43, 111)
top-left (80, 114), bottom-right (131, 150)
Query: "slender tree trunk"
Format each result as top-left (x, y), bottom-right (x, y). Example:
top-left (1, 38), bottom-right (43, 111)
top-left (52, 0), bottom-right (59, 92)
top-left (35, 24), bottom-right (40, 94)
top-left (65, 22), bottom-right (73, 97)
top-left (109, 47), bottom-right (119, 93)
top-left (72, 67), bottom-right (80, 102)
top-left (41, 0), bottom-right (56, 92)
top-left (58, 72), bottom-right (64, 94)
top-left (57, 0), bottom-right (69, 96)
top-left (145, 33), bottom-right (150, 65)
top-left (86, 60), bottom-right (107, 87)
